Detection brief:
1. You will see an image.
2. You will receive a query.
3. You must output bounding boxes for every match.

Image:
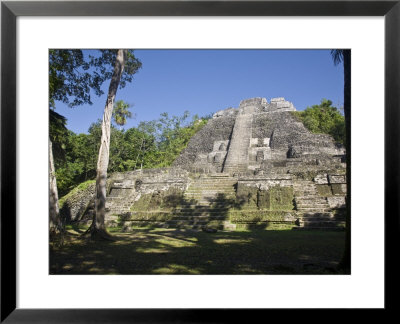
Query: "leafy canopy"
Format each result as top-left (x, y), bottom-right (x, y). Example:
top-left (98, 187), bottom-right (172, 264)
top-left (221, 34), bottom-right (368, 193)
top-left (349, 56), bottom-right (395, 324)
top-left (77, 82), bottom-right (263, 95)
top-left (49, 49), bottom-right (142, 187)
top-left (292, 99), bottom-right (345, 144)
top-left (55, 112), bottom-right (210, 197)
top-left (49, 49), bottom-right (142, 109)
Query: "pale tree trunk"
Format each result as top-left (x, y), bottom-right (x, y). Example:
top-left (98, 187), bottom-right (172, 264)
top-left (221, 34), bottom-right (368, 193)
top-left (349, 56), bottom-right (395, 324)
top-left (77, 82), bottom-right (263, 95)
top-left (91, 49), bottom-right (126, 239)
top-left (49, 139), bottom-right (62, 235)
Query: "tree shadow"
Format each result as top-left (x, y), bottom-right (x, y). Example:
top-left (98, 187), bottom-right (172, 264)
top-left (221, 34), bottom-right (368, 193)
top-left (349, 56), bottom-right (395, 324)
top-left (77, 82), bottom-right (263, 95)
top-left (161, 191), bottom-right (246, 231)
top-left (294, 207), bottom-right (346, 231)
top-left (49, 227), bottom-right (346, 275)
top-left (50, 182), bottom-right (346, 275)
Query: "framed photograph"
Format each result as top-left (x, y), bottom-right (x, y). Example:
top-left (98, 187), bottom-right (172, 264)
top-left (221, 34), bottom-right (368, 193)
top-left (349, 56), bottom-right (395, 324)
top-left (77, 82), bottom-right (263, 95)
top-left (1, 0), bottom-right (399, 322)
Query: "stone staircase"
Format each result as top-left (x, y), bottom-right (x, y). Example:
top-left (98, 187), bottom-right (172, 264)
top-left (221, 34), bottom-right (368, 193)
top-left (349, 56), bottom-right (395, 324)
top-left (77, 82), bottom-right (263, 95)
top-left (297, 211), bottom-right (346, 230)
top-left (293, 180), bottom-right (345, 230)
top-left (105, 191), bottom-right (138, 223)
top-left (223, 113), bottom-right (253, 174)
top-left (166, 174), bottom-right (238, 229)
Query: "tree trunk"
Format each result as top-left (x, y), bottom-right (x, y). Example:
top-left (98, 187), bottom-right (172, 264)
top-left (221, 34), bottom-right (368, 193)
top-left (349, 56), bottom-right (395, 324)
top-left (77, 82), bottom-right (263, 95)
top-left (49, 139), bottom-right (62, 235)
top-left (339, 49), bottom-right (351, 273)
top-left (91, 49), bottom-right (126, 239)
top-left (134, 137), bottom-right (145, 170)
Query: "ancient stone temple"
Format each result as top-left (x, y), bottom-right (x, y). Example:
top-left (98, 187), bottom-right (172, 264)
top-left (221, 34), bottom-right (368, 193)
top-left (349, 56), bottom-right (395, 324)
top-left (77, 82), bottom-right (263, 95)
top-left (64, 97), bottom-right (347, 230)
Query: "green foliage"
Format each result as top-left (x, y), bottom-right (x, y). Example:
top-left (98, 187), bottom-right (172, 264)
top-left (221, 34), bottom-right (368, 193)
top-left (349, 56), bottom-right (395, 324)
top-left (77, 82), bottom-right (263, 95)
top-left (56, 112), bottom-right (209, 197)
top-left (50, 49), bottom-right (142, 196)
top-left (292, 99), bottom-right (345, 144)
top-left (113, 100), bottom-right (132, 128)
top-left (55, 130), bottom-right (98, 196)
top-left (49, 49), bottom-right (142, 109)
top-left (151, 112), bottom-right (209, 168)
top-left (49, 110), bottom-right (69, 162)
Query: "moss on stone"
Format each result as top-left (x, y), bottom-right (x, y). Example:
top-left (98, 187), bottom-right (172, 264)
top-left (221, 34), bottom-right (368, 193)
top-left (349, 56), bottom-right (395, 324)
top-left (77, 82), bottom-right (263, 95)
top-left (59, 180), bottom-right (97, 222)
top-left (131, 187), bottom-right (185, 212)
top-left (205, 220), bottom-right (223, 230)
top-left (316, 184), bottom-right (333, 196)
top-left (290, 170), bottom-right (320, 181)
top-left (229, 210), bottom-right (292, 223)
top-left (257, 190), bottom-right (271, 209)
top-left (235, 185), bottom-right (294, 211)
top-left (236, 185), bottom-right (258, 208)
top-left (235, 222), bottom-right (295, 230)
top-left (59, 179), bottom-right (96, 209)
top-left (122, 212), bottom-right (174, 222)
top-left (263, 186), bottom-right (294, 211)
top-left (130, 194), bottom-right (153, 211)
top-left (331, 184), bottom-right (346, 195)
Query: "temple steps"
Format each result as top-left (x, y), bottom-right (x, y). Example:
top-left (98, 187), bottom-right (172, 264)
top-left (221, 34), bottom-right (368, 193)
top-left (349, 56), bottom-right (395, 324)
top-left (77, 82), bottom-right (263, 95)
top-left (291, 179), bottom-right (346, 229)
top-left (223, 113), bottom-right (253, 172)
top-left (295, 220), bottom-right (346, 229)
top-left (160, 174), bottom-right (237, 229)
top-left (293, 210), bottom-right (346, 230)
top-left (174, 206), bottom-right (232, 211)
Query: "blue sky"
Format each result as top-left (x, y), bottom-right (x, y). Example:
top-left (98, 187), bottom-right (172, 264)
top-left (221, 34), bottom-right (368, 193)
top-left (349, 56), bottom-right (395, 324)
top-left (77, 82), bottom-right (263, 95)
top-left (54, 49), bottom-right (344, 134)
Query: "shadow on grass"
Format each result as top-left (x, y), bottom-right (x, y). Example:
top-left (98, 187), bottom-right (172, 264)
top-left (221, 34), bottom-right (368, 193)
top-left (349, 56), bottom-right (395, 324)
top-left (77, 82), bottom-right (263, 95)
top-left (52, 181), bottom-right (347, 275)
top-left (50, 227), bottom-right (346, 275)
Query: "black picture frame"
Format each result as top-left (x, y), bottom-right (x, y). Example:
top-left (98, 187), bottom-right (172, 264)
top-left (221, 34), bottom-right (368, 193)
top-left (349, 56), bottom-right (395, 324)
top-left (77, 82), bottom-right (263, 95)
top-left (1, 0), bottom-right (399, 322)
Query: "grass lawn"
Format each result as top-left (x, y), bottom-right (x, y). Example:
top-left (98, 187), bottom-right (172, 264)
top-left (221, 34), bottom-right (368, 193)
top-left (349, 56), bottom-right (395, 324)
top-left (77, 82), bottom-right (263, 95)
top-left (50, 225), bottom-right (347, 275)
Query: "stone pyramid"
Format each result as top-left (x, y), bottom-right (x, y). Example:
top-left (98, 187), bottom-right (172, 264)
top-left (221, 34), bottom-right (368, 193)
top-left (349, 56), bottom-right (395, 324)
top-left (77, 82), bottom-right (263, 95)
top-left (98, 97), bottom-right (346, 231)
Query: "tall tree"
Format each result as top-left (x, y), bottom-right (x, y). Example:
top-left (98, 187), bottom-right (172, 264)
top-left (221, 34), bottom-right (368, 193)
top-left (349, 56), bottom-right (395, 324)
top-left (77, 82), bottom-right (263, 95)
top-left (91, 50), bottom-right (126, 239)
top-left (331, 49), bottom-right (351, 273)
top-left (49, 110), bottom-right (68, 236)
top-left (49, 139), bottom-right (62, 236)
top-left (49, 50), bottom-right (141, 237)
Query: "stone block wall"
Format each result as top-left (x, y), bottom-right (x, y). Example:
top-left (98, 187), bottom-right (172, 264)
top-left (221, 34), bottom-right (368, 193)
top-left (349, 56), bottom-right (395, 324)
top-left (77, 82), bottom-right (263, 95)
top-left (105, 168), bottom-right (190, 220)
top-left (173, 114), bottom-right (236, 172)
top-left (265, 97), bottom-right (296, 112)
top-left (236, 175), bottom-right (294, 210)
top-left (313, 172), bottom-right (347, 209)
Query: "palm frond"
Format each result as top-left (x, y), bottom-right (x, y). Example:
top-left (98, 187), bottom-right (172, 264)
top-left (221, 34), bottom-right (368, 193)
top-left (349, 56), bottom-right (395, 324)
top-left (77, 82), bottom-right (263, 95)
top-left (331, 50), bottom-right (344, 66)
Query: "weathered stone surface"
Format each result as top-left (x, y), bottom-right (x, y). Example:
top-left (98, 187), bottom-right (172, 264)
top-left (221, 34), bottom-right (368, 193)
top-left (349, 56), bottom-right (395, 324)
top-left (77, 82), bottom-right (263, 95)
top-left (287, 145), bottom-right (300, 158)
top-left (212, 107), bottom-right (238, 119)
top-left (173, 114), bottom-right (236, 172)
top-left (105, 168), bottom-right (190, 217)
top-left (316, 184), bottom-right (333, 196)
top-left (331, 183), bottom-right (347, 195)
top-left (327, 196), bottom-right (346, 208)
top-left (257, 186), bottom-right (294, 210)
top-left (175, 97), bottom-right (344, 175)
top-left (328, 175), bottom-right (346, 184)
top-left (314, 174), bottom-right (329, 184)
